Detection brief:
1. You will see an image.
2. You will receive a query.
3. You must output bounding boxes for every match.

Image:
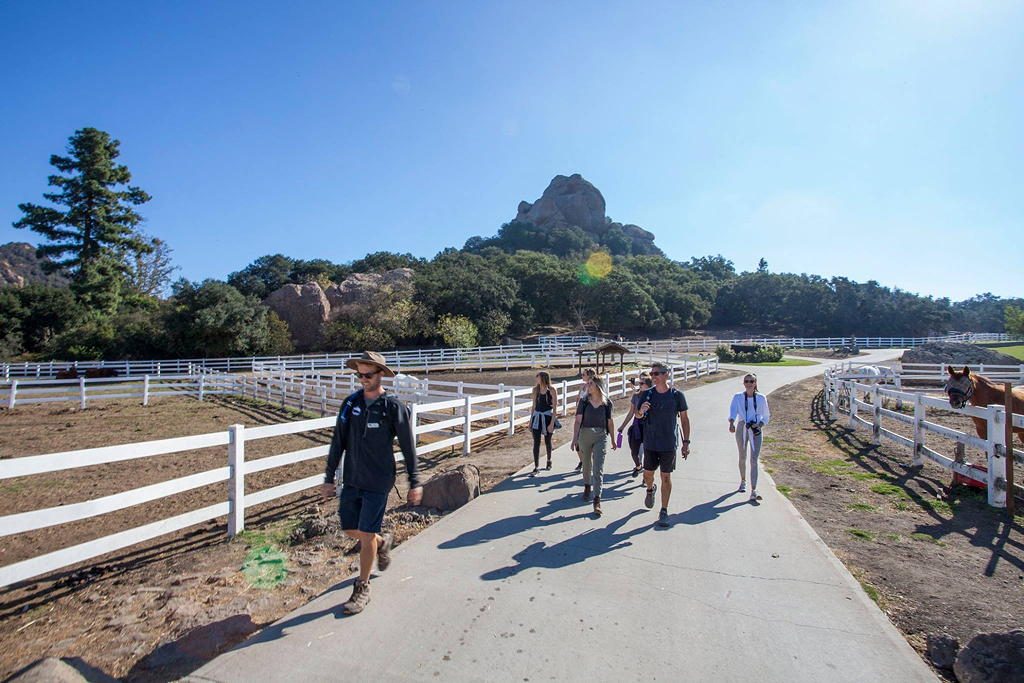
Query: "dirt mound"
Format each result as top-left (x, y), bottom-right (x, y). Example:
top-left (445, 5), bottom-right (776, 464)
top-left (901, 342), bottom-right (1021, 366)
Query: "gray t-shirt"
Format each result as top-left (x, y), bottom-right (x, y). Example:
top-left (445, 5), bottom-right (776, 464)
top-left (576, 399), bottom-right (612, 430)
top-left (641, 387), bottom-right (688, 451)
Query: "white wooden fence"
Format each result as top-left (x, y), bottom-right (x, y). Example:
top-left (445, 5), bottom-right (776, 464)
top-left (0, 373), bottom-right (238, 410)
top-left (4, 332), bottom-right (1015, 380)
top-left (823, 367), bottom-right (1023, 509)
top-left (0, 358), bottom-right (718, 587)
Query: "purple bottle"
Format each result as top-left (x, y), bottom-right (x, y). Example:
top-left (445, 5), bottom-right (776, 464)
top-left (616, 432), bottom-right (623, 449)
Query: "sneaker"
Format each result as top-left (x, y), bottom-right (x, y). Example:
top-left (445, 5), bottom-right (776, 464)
top-left (739, 481), bottom-right (746, 493)
top-left (644, 485), bottom-right (657, 510)
top-left (545, 459), bottom-right (552, 471)
top-left (531, 467), bottom-right (539, 476)
top-left (657, 509), bottom-right (670, 528)
top-left (583, 484), bottom-right (592, 502)
top-left (376, 532), bottom-right (394, 571)
top-left (593, 497), bottom-right (602, 517)
top-left (341, 579), bottom-right (371, 615)
top-left (631, 467), bottom-right (640, 478)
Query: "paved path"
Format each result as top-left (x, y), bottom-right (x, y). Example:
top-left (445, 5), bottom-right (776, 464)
top-left (191, 350), bottom-right (934, 683)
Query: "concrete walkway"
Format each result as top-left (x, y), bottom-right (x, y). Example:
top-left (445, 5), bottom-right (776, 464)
top-left (190, 350), bottom-right (934, 683)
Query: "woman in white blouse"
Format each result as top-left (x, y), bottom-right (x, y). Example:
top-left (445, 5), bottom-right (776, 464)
top-left (728, 373), bottom-right (771, 502)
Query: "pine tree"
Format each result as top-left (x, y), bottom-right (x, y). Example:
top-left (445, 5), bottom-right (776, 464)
top-left (13, 127), bottom-right (153, 311)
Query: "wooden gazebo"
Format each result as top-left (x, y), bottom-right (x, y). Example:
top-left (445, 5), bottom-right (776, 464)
top-left (576, 342), bottom-right (631, 374)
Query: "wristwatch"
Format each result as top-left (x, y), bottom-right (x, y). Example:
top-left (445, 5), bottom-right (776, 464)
top-left (682, 439), bottom-right (691, 444)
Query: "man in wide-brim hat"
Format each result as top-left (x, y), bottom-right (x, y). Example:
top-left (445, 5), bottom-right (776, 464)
top-left (322, 350), bottom-right (421, 615)
top-left (343, 350), bottom-right (396, 377)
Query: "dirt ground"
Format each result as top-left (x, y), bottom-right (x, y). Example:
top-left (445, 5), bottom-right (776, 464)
top-left (761, 376), bottom-right (1024, 679)
top-left (783, 348), bottom-right (867, 359)
top-left (0, 370), bottom-right (731, 681)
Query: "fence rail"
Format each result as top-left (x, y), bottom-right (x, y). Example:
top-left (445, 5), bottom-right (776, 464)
top-left (0, 358), bottom-right (718, 587)
top-left (823, 366), bottom-right (1022, 510)
top-left (4, 333), bottom-right (1015, 379)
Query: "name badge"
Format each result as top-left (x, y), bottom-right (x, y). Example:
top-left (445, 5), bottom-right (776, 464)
top-left (367, 422), bottom-right (380, 429)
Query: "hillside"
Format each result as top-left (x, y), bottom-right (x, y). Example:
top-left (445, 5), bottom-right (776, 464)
top-left (0, 242), bottom-right (68, 288)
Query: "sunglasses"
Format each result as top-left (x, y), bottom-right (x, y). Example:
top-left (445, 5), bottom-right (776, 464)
top-left (744, 379), bottom-right (756, 384)
top-left (355, 371), bottom-right (379, 379)
top-left (650, 370), bottom-right (666, 376)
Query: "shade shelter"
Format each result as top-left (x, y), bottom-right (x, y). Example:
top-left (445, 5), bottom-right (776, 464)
top-left (576, 342), bottom-right (631, 374)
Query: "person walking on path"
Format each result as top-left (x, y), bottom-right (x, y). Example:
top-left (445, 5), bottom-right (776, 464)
top-left (728, 373), bottom-right (770, 503)
top-left (571, 376), bottom-right (617, 517)
top-left (529, 371), bottom-right (559, 475)
top-left (636, 362), bottom-right (691, 528)
top-left (617, 375), bottom-right (652, 478)
top-left (320, 351), bottom-right (422, 615)
top-left (573, 367), bottom-right (596, 471)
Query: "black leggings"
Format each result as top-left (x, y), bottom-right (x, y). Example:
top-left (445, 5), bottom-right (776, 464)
top-left (628, 434), bottom-right (643, 468)
top-left (532, 428), bottom-right (553, 467)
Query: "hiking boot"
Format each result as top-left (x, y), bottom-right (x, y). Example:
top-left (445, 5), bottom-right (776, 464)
top-left (657, 508), bottom-right (670, 528)
top-left (583, 484), bottom-right (592, 502)
top-left (342, 579), bottom-right (371, 615)
top-left (644, 485), bottom-right (657, 510)
top-left (376, 532), bottom-right (394, 571)
top-left (593, 496), bottom-right (602, 517)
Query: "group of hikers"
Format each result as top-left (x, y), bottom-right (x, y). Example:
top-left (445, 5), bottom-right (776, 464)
top-left (321, 350), bottom-right (770, 616)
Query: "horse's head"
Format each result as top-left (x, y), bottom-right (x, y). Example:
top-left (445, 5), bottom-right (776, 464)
top-left (943, 366), bottom-right (975, 409)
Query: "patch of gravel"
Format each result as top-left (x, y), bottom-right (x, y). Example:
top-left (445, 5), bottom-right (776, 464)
top-left (901, 343), bottom-right (1021, 367)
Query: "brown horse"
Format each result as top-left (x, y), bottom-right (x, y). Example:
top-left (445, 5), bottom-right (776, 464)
top-left (944, 366), bottom-right (1024, 445)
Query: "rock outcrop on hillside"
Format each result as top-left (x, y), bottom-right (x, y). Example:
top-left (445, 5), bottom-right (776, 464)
top-left (265, 268), bottom-right (415, 350)
top-left (512, 174), bottom-right (661, 255)
top-left (0, 242), bottom-right (69, 288)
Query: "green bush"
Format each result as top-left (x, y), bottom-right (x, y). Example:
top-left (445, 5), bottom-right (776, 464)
top-left (714, 344), bottom-right (784, 363)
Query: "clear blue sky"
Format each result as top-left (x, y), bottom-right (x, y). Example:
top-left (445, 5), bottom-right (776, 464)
top-left (1, 1), bottom-right (1021, 301)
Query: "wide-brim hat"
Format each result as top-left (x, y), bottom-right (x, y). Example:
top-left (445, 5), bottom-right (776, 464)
top-left (345, 351), bottom-right (395, 378)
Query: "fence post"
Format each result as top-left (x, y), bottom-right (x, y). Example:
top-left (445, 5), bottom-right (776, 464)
top-left (320, 387), bottom-right (327, 417)
top-left (198, 375), bottom-right (206, 401)
top-left (911, 393), bottom-right (925, 466)
top-left (8, 379), bottom-right (16, 409)
top-left (561, 380), bottom-right (568, 416)
top-left (508, 389), bottom-right (516, 435)
top-left (498, 383), bottom-right (505, 412)
top-left (986, 407), bottom-right (1007, 508)
top-left (142, 375), bottom-right (150, 406)
top-left (227, 424), bottom-right (246, 537)
top-left (848, 383), bottom-right (858, 429)
top-left (463, 396), bottom-right (472, 455)
top-left (871, 385), bottom-right (881, 444)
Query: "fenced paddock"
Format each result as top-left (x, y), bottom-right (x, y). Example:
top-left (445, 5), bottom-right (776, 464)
top-left (823, 365), bottom-right (1023, 510)
top-left (3, 332), bottom-right (1015, 380)
top-left (0, 358), bottom-right (719, 588)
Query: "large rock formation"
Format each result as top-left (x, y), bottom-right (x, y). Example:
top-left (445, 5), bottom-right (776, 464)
top-left (512, 174), bottom-right (661, 256)
top-left (265, 268), bottom-right (415, 349)
top-left (263, 282), bottom-right (331, 350)
top-left (324, 268), bottom-right (414, 321)
top-left (0, 242), bottom-right (69, 288)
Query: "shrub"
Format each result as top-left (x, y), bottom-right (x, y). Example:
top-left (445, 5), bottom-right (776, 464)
top-left (714, 344), bottom-right (784, 363)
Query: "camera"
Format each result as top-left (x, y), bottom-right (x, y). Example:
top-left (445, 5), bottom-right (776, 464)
top-left (746, 421), bottom-right (762, 436)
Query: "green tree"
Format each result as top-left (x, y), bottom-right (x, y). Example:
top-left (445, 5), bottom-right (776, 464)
top-left (414, 250), bottom-right (519, 331)
top-left (1005, 305), bottom-right (1024, 336)
top-left (122, 235), bottom-right (178, 300)
top-left (436, 314), bottom-right (479, 348)
top-left (13, 128), bottom-right (153, 309)
top-left (164, 280), bottom-right (283, 357)
top-left (227, 254), bottom-right (296, 299)
top-left (350, 251), bottom-right (424, 273)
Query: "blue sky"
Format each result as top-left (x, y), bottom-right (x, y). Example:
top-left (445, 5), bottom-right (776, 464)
top-left (1, 1), bottom-right (1021, 301)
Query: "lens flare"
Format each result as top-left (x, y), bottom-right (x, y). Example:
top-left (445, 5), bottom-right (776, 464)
top-left (578, 251), bottom-right (612, 285)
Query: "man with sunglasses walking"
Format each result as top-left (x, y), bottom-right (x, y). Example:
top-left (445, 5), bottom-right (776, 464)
top-left (320, 351), bottom-right (422, 615)
top-left (636, 362), bottom-right (691, 528)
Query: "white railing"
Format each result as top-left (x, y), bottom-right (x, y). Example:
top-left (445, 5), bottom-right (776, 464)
top-left (823, 367), bottom-right (1023, 509)
top-left (0, 373), bottom-right (238, 410)
top-left (4, 332), bottom-right (1014, 380)
top-left (0, 358), bottom-right (719, 587)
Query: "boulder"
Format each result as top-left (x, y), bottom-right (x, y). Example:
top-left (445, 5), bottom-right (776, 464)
top-left (325, 268), bottom-right (414, 321)
top-left (927, 633), bottom-right (960, 670)
top-left (513, 174), bottom-right (607, 233)
top-left (264, 282), bottom-right (331, 350)
top-left (954, 629), bottom-right (1024, 683)
top-left (420, 464), bottom-right (481, 511)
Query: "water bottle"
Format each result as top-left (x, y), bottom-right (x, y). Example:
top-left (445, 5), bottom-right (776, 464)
top-left (616, 431), bottom-right (623, 449)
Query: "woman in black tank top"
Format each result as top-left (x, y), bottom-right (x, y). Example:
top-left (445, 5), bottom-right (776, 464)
top-left (530, 372), bottom-right (559, 474)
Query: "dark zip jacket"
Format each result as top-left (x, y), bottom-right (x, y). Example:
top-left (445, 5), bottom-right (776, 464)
top-left (324, 389), bottom-right (419, 494)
